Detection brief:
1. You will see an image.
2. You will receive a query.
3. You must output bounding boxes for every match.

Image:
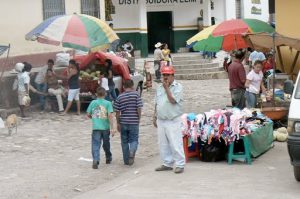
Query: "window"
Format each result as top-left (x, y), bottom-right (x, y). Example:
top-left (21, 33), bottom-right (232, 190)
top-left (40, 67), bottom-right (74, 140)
top-left (43, 0), bottom-right (65, 20)
top-left (81, 0), bottom-right (100, 18)
top-left (236, 0), bottom-right (242, 19)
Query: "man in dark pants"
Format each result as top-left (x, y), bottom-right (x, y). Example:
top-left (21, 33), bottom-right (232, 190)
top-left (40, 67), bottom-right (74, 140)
top-left (228, 50), bottom-right (247, 109)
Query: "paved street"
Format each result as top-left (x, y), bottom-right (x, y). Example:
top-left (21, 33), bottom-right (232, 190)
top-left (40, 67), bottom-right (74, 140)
top-left (75, 142), bottom-right (300, 199)
top-left (0, 79), bottom-right (298, 199)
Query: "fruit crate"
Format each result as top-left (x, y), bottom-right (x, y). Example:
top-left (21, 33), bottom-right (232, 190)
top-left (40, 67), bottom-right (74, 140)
top-left (80, 80), bottom-right (99, 94)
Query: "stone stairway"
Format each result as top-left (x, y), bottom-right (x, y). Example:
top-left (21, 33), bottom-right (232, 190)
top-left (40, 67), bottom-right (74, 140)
top-left (172, 53), bottom-right (228, 80)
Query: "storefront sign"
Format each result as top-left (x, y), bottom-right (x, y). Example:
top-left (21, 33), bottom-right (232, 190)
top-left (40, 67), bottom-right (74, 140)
top-left (118, 0), bottom-right (198, 5)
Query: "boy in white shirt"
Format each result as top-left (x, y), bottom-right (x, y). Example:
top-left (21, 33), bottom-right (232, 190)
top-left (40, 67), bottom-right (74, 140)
top-left (245, 60), bottom-right (267, 108)
top-left (98, 71), bottom-right (110, 101)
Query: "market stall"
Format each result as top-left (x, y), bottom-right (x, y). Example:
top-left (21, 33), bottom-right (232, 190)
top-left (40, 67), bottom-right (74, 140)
top-left (181, 108), bottom-right (274, 162)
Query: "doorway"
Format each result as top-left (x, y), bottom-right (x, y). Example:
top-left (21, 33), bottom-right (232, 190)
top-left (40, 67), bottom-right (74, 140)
top-left (147, 11), bottom-right (173, 53)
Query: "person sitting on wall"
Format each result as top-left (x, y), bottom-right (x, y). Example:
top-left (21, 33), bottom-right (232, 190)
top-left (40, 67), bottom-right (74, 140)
top-left (122, 41), bottom-right (134, 57)
top-left (45, 69), bottom-right (65, 113)
top-left (108, 23), bottom-right (120, 53)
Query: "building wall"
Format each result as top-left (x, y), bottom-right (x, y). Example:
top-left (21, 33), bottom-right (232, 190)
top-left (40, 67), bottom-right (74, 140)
top-left (0, 0), bottom-right (104, 59)
top-left (211, 0), bottom-right (226, 24)
top-left (224, 0), bottom-right (236, 20)
top-left (0, 0), bottom-right (62, 56)
top-left (111, 0), bottom-right (213, 56)
top-left (0, 0), bottom-right (83, 57)
top-left (276, 0), bottom-right (300, 79)
top-left (242, 0), bottom-right (269, 22)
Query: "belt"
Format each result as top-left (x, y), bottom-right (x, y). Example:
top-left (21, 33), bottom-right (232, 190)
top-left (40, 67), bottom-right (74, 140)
top-left (230, 88), bottom-right (245, 91)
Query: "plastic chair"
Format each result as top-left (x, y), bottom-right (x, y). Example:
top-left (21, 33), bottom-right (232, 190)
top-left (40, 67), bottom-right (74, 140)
top-left (227, 136), bottom-right (252, 165)
top-left (183, 136), bottom-right (200, 162)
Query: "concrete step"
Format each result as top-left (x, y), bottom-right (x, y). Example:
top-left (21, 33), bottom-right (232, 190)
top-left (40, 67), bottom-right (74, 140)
top-left (172, 56), bottom-right (203, 61)
top-left (172, 59), bottom-right (210, 65)
top-left (175, 71), bottom-right (228, 80)
top-left (175, 66), bottom-right (224, 74)
top-left (173, 62), bottom-right (220, 70)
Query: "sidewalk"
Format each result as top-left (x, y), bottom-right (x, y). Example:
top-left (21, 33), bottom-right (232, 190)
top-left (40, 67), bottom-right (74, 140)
top-left (74, 142), bottom-right (300, 199)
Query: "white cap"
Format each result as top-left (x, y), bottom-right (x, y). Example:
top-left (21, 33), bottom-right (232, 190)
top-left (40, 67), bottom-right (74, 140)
top-left (15, 63), bottom-right (24, 72)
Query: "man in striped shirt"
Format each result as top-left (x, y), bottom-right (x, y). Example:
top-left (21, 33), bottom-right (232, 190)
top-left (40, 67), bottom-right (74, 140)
top-left (114, 79), bottom-right (143, 165)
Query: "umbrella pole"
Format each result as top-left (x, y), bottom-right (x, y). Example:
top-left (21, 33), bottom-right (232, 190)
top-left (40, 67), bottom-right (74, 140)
top-left (234, 34), bottom-right (237, 50)
top-left (272, 33), bottom-right (276, 107)
top-left (0, 44), bottom-right (11, 83)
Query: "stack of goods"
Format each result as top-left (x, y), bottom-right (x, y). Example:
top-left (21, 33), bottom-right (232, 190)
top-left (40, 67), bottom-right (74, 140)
top-left (181, 108), bottom-right (272, 146)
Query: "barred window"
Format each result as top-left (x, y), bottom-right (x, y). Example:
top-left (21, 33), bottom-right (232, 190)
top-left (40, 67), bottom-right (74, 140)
top-left (43, 0), bottom-right (65, 20)
top-left (81, 0), bottom-right (100, 18)
top-left (235, 0), bottom-right (242, 19)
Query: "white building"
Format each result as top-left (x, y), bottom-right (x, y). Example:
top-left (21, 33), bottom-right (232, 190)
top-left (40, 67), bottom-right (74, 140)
top-left (110, 0), bottom-right (270, 56)
top-left (0, 0), bottom-right (270, 64)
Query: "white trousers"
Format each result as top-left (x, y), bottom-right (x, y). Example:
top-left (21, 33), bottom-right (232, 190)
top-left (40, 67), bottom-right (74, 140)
top-left (157, 117), bottom-right (185, 168)
top-left (48, 88), bottom-right (64, 112)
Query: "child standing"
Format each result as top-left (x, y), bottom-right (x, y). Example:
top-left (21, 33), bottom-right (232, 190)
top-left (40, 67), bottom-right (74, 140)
top-left (98, 71), bottom-right (110, 101)
top-left (87, 87), bottom-right (115, 169)
top-left (245, 60), bottom-right (267, 108)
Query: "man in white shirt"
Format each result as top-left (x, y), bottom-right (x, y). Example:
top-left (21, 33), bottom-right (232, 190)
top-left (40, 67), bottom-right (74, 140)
top-left (35, 59), bottom-right (54, 111)
top-left (154, 42), bottom-right (164, 82)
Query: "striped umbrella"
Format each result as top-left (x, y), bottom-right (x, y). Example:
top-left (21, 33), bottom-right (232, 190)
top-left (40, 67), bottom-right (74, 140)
top-left (187, 19), bottom-right (274, 52)
top-left (25, 13), bottom-right (119, 52)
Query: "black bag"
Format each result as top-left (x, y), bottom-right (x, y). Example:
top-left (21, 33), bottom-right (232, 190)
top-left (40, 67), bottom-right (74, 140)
top-left (200, 139), bottom-right (227, 162)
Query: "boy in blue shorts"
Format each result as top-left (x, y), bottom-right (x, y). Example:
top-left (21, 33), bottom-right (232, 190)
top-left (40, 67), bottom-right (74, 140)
top-left (87, 87), bottom-right (115, 169)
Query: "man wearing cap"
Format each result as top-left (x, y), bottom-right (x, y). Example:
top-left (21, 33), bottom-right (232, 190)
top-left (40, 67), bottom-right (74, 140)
top-left (153, 42), bottom-right (164, 82)
top-left (153, 65), bottom-right (185, 174)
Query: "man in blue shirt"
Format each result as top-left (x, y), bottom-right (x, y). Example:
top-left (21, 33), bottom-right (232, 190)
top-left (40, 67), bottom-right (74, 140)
top-left (114, 79), bottom-right (143, 165)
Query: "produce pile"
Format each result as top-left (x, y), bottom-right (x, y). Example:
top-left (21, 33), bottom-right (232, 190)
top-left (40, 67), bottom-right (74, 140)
top-left (79, 69), bottom-right (100, 80)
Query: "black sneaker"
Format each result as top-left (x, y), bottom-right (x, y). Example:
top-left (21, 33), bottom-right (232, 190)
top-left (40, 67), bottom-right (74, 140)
top-left (92, 160), bottom-right (98, 169)
top-left (128, 152), bottom-right (135, 166)
top-left (106, 159), bottom-right (112, 164)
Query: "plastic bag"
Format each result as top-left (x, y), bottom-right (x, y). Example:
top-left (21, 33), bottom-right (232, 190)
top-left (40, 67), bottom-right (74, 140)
top-left (56, 52), bottom-right (70, 66)
top-left (200, 139), bottom-right (226, 162)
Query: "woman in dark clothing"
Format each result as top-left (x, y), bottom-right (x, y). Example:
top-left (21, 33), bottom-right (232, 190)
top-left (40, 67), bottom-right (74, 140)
top-left (105, 59), bottom-right (117, 101)
top-left (61, 59), bottom-right (81, 115)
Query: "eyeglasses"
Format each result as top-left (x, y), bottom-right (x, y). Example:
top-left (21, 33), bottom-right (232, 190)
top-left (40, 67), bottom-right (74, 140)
top-left (162, 74), bottom-right (171, 76)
